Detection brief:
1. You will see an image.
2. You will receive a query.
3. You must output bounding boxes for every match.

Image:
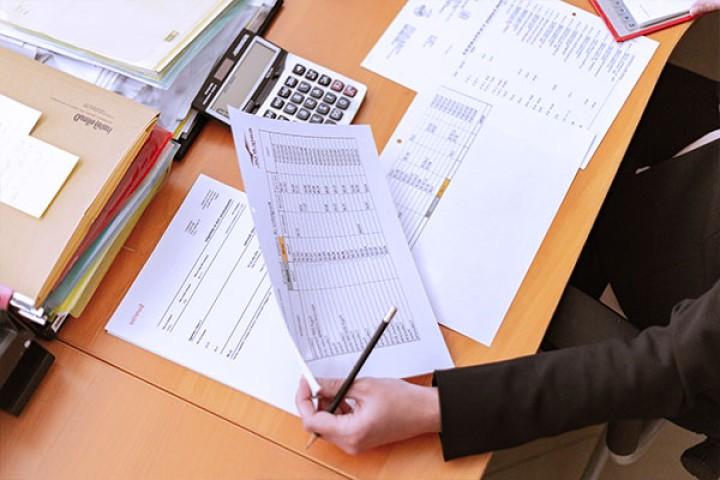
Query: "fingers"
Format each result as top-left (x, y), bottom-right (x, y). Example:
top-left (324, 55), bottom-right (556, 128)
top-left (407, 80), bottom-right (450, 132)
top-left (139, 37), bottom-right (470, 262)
top-left (691, 0), bottom-right (720, 15)
top-left (297, 377), bottom-right (353, 418)
top-left (316, 377), bottom-right (345, 397)
top-left (318, 397), bottom-right (353, 414)
top-left (301, 409), bottom-right (350, 437)
top-left (338, 400), bottom-right (353, 414)
top-left (295, 377), bottom-right (385, 455)
top-left (295, 377), bottom-right (317, 419)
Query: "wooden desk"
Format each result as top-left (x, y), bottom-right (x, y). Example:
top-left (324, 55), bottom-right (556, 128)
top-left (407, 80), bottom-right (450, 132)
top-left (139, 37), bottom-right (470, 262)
top-left (0, 1), bottom-right (690, 478)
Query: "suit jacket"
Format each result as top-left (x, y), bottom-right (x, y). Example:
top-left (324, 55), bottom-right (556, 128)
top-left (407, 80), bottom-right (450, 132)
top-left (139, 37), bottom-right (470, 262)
top-left (433, 138), bottom-right (720, 460)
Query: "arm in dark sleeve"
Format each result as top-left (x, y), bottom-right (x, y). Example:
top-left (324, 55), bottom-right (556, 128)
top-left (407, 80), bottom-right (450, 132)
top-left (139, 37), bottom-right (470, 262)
top-left (434, 279), bottom-right (720, 460)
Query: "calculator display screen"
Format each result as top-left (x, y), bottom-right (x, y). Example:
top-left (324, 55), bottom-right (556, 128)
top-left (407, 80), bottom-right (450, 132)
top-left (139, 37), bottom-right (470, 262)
top-left (211, 41), bottom-right (277, 117)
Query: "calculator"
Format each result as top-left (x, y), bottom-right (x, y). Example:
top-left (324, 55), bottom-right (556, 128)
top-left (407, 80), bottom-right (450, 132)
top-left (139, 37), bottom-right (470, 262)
top-left (194, 30), bottom-right (367, 125)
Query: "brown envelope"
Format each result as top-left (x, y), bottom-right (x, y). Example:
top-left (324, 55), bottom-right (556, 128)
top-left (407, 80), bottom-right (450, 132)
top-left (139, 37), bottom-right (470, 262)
top-left (0, 48), bottom-right (158, 306)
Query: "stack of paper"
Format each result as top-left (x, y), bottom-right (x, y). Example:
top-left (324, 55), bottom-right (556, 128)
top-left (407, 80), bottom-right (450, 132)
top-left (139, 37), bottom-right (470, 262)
top-left (0, 48), bottom-right (170, 330)
top-left (0, 1), bottom-right (264, 134)
top-left (44, 129), bottom-right (176, 319)
top-left (0, 0), bottom-right (236, 86)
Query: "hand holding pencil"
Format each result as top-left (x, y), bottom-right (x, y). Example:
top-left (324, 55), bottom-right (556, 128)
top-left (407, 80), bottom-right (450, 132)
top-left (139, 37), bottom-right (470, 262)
top-left (295, 307), bottom-right (442, 455)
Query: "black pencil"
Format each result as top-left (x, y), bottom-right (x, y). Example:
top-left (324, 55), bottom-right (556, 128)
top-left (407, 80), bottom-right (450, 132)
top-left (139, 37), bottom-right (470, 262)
top-left (305, 306), bottom-right (398, 449)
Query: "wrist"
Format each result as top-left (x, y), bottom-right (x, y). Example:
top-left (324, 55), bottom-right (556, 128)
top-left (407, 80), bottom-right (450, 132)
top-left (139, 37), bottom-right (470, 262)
top-left (417, 385), bottom-right (441, 434)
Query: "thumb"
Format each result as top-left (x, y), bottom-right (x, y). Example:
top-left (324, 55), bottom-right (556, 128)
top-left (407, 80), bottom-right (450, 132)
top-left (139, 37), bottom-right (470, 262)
top-left (303, 410), bottom-right (348, 437)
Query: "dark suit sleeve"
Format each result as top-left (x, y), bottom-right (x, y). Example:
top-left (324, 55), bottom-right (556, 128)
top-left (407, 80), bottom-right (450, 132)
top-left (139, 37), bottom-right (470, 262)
top-left (433, 280), bottom-right (720, 460)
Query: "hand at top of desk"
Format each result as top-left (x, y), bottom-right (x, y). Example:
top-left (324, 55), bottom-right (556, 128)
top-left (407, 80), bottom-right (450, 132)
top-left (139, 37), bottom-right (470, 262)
top-left (691, 0), bottom-right (720, 15)
top-left (296, 377), bottom-right (440, 455)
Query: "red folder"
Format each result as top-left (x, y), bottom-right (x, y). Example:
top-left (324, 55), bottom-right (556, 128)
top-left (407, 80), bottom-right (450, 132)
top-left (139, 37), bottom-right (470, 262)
top-left (589, 0), bottom-right (694, 42)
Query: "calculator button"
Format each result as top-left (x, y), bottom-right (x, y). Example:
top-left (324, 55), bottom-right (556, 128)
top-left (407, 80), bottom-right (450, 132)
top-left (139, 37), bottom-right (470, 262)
top-left (271, 97), bottom-right (285, 109)
top-left (310, 114), bottom-right (324, 124)
top-left (317, 103), bottom-right (331, 115)
top-left (329, 109), bottom-right (344, 121)
top-left (285, 76), bottom-right (298, 88)
top-left (297, 81), bottom-right (311, 94)
top-left (336, 97), bottom-right (351, 110)
top-left (284, 103), bottom-right (298, 115)
top-left (305, 69), bottom-right (319, 81)
top-left (324, 120), bottom-right (336, 125)
top-left (297, 108), bottom-right (311, 121)
top-left (278, 115), bottom-right (290, 121)
top-left (310, 87), bottom-right (324, 99)
top-left (263, 110), bottom-right (277, 119)
top-left (318, 74), bottom-right (332, 86)
top-left (323, 92), bottom-right (337, 104)
top-left (330, 80), bottom-right (345, 92)
top-left (343, 85), bottom-right (358, 98)
top-left (278, 86), bottom-right (291, 98)
top-left (291, 92), bottom-right (305, 104)
top-left (304, 98), bottom-right (318, 110)
top-left (292, 64), bottom-right (306, 75)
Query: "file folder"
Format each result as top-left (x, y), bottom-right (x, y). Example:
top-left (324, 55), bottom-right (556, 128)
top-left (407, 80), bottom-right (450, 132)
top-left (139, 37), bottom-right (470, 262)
top-left (0, 48), bottom-right (158, 308)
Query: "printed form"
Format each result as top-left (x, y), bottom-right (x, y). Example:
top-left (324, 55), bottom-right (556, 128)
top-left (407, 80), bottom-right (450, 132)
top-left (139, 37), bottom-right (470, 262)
top-left (230, 111), bottom-right (453, 378)
top-left (383, 84), bottom-right (593, 345)
top-left (363, 0), bottom-right (658, 167)
top-left (107, 175), bottom-right (309, 413)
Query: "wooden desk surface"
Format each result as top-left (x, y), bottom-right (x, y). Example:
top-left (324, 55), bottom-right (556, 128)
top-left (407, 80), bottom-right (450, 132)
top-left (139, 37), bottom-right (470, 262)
top-left (1, 1), bottom-right (690, 478)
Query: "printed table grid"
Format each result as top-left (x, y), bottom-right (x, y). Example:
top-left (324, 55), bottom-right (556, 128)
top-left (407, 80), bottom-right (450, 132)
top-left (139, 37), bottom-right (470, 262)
top-left (258, 130), bottom-right (420, 361)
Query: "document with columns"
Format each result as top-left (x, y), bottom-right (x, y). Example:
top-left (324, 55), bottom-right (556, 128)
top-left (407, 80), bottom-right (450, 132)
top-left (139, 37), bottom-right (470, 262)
top-left (230, 111), bottom-right (453, 379)
top-left (363, 0), bottom-right (658, 168)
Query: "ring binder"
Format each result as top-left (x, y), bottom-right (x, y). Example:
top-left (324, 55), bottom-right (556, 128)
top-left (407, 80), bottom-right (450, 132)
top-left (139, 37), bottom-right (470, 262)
top-left (8, 293), bottom-right (69, 340)
top-left (0, 289), bottom-right (69, 339)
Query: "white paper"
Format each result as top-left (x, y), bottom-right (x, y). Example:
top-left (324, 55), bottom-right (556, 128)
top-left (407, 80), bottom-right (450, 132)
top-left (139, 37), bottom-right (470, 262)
top-left (0, 2), bottom-right (260, 131)
top-left (0, 93), bottom-right (40, 134)
top-left (0, 0), bottom-right (234, 72)
top-left (382, 83), bottom-right (593, 345)
top-left (623, 0), bottom-right (693, 26)
top-left (106, 175), bottom-right (312, 414)
top-left (363, 0), bottom-right (497, 93)
top-left (0, 99), bottom-right (78, 218)
top-left (363, 0), bottom-right (658, 168)
top-left (230, 111), bottom-right (454, 378)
